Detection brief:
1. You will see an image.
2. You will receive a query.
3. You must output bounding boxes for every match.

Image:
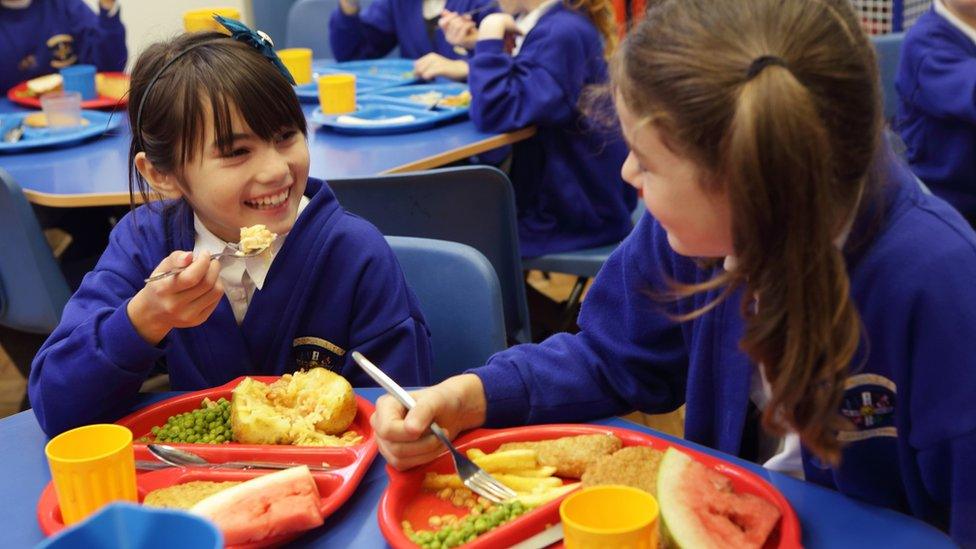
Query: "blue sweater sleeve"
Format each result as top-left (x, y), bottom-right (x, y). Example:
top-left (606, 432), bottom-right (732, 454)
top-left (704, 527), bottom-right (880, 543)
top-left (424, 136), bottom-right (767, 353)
top-left (910, 48), bottom-right (976, 124)
top-left (28, 218), bottom-right (165, 436)
top-left (328, 1), bottom-right (399, 61)
top-left (472, 214), bottom-right (689, 427)
top-left (66, 0), bottom-right (127, 72)
top-left (338, 226), bottom-right (433, 388)
top-left (467, 30), bottom-right (586, 132)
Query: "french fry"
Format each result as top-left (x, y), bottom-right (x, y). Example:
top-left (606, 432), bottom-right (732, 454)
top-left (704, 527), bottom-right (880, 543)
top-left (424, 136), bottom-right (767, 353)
top-left (422, 472), bottom-right (465, 490)
top-left (501, 466), bottom-right (558, 478)
top-left (494, 473), bottom-right (563, 492)
top-left (515, 482), bottom-right (580, 507)
top-left (471, 449), bottom-right (539, 473)
top-left (466, 448), bottom-right (487, 459)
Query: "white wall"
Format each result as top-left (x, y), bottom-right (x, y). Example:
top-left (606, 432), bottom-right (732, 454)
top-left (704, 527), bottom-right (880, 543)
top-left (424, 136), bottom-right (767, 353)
top-left (82, 0), bottom-right (254, 68)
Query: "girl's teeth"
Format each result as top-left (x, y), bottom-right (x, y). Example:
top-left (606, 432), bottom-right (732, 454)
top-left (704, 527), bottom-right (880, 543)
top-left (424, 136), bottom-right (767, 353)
top-left (247, 189), bottom-right (289, 209)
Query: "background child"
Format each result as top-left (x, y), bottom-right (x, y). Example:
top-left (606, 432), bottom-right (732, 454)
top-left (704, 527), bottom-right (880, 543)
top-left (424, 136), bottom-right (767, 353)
top-left (461, 0), bottom-right (636, 259)
top-left (372, 0), bottom-right (976, 544)
top-left (0, 0), bottom-right (126, 93)
top-left (896, 0), bottom-right (976, 224)
top-left (329, 0), bottom-right (497, 81)
top-left (29, 24), bottom-right (433, 436)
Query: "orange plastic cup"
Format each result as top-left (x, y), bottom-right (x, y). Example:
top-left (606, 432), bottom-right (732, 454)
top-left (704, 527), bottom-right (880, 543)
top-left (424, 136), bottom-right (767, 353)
top-left (278, 48), bottom-right (313, 85)
top-left (560, 485), bottom-right (660, 549)
top-left (45, 424), bottom-right (138, 526)
top-left (183, 7), bottom-right (241, 33)
top-left (318, 74), bottom-right (356, 115)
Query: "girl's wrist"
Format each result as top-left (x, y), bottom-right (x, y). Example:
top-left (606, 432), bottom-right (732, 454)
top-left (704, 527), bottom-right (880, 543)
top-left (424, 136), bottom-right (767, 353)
top-left (445, 373), bottom-right (488, 431)
top-left (127, 291), bottom-right (170, 346)
top-left (478, 21), bottom-right (507, 41)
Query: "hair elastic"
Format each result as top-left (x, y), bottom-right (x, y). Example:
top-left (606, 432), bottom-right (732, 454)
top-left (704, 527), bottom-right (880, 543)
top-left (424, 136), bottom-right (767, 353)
top-left (746, 55), bottom-right (788, 79)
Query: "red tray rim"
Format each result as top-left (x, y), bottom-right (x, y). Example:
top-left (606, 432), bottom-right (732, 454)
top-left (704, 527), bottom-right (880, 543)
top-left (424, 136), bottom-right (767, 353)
top-left (378, 424), bottom-right (803, 549)
top-left (7, 71), bottom-right (129, 110)
top-left (38, 375), bottom-right (378, 546)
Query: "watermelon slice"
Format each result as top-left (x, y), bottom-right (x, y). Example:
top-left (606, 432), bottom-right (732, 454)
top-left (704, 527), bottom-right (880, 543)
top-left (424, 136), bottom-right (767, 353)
top-left (657, 447), bottom-right (782, 549)
top-left (190, 466), bottom-right (325, 545)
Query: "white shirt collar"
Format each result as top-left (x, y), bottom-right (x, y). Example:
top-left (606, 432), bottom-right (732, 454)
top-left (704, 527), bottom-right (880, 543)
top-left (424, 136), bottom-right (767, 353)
top-left (513, 0), bottom-right (560, 55)
top-left (193, 195), bottom-right (310, 291)
top-left (935, 0), bottom-right (976, 44)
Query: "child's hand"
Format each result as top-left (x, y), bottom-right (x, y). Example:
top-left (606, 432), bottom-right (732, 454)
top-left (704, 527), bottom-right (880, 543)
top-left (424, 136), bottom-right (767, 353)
top-left (339, 0), bottom-right (361, 15)
top-left (439, 10), bottom-right (479, 50)
top-left (414, 53), bottom-right (470, 81)
top-left (478, 13), bottom-right (520, 42)
top-left (127, 251), bottom-right (224, 346)
top-left (371, 374), bottom-right (487, 470)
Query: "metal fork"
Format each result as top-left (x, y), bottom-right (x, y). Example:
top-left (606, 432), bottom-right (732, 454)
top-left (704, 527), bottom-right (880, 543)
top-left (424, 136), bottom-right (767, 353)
top-left (143, 248), bottom-right (266, 283)
top-left (352, 351), bottom-right (517, 504)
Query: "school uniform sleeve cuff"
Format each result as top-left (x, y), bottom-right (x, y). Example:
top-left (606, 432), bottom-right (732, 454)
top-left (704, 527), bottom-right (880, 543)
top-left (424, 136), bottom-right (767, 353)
top-left (97, 299), bottom-right (166, 373)
top-left (470, 357), bottom-right (531, 427)
top-left (474, 39), bottom-right (505, 56)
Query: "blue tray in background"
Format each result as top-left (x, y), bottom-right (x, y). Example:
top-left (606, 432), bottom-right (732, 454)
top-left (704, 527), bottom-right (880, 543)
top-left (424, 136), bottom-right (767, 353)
top-left (313, 58), bottom-right (418, 83)
top-left (0, 110), bottom-right (122, 153)
top-left (309, 97), bottom-right (468, 135)
top-left (363, 83), bottom-right (470, 112)
top-left (294, 74), bottom-right (409, 103)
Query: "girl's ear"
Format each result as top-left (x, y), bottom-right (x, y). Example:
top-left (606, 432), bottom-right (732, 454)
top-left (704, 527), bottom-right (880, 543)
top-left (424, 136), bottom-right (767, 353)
top-left (135, 152), bottom-right (184, 199)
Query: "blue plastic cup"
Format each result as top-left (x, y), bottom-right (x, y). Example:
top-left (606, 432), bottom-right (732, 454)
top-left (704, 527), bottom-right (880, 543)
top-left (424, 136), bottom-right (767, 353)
top-left (60, 65), bottom-right (97, 100)
top-left (36, 502), bottom-right (222, 549)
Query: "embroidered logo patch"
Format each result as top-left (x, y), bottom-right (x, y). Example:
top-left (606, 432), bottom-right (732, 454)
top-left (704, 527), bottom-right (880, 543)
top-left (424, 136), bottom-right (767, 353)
top-left (46, 34), bottom-right (77, 69)
top-left (838, 373), bottom-right (897, 442)
top-left (292, 336), bottom-right (345, 373)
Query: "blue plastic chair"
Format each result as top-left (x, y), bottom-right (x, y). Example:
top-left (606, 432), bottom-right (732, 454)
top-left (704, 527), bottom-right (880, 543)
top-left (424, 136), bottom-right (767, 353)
top-left (521, 205), bottom-right (644, 328)
top-left (253, 0), bottom-right (301, 46)
top-left (387, 236), bottom-right (506, 382)
top-left (37, 502), bottom-right (222, 549)
top-left (871, 32), bottom-right (905, 122)
top-left (286, 0), bottom-right (340, 58)
top-left (329, 166), bottom-right (532, 344)
top-left (0, 168), bottom-right (71, 334)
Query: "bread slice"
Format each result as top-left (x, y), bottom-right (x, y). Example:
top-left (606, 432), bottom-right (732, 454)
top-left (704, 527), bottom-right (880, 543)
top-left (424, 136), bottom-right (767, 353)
top-left (25, 74), bottom-right (63, 96)
top-left (143, 480), bottom-right (240, 509)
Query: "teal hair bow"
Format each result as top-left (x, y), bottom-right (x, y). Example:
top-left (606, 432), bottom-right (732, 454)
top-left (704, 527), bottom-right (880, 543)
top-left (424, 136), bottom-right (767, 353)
top-left (213, 15), bottom-right (296, 85)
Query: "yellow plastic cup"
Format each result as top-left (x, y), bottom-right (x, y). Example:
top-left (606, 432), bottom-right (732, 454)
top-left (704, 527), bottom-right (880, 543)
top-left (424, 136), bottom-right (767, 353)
top-left (183, 7), bottom-right (241, 33)
top-left (560, 485), bottom-right (660, 549)
top-left (45, 424), bottom-right (138, 526)
top-left (278, 48), bottom-right (313, 85)
top-left (318, 73), bottom-right (356, 115)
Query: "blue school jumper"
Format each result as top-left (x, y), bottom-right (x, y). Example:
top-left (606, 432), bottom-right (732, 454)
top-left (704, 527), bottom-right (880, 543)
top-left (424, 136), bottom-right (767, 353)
top-left (473, 155), bottom-right (976, 544)
top-left (0, 0), bottom-right (126, 94)
top-left (467, 4), bottom-right (636, 257)
top-left (896, 8), bottom-right (976, 219)
top-left (329, 0), bottom-right (497, 61)
top-left (29, 179), bottom-right (433, 436)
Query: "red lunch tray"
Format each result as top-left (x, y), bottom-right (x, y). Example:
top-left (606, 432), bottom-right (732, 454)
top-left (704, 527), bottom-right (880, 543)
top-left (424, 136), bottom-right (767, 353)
top-left (37, 375), bottom-right (378, 547)
top-left (379, 424), bottom-right (803, 549)
top-left (7, 72), bottom-right (129, 109)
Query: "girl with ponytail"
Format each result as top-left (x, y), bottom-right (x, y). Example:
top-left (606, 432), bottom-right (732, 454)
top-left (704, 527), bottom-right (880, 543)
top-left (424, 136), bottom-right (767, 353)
top-left (439, 0), bottom-right (636, 259)
top-left (373, 0), bottom-right (976, 543)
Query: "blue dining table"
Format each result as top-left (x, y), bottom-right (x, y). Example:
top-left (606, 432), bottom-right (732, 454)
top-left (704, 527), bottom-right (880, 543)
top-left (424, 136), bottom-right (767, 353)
top-left (0, 99), bottom-right (533, 208)
top-left (0, 388), bottom-right (955, 548)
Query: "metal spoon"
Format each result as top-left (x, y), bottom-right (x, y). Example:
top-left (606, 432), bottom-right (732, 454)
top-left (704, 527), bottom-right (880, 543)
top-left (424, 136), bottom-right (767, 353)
top-left (146, 444), bottom-right (335, 472)
top-left (2, 121), bottom-right (24, 144)
top-left (143, 245), bottom-right (270, 283)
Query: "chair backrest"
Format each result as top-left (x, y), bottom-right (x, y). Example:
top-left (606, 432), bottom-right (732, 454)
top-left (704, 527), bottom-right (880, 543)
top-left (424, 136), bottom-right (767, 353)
top-left (253, 0), bottom-right (301, 47)
top-left (0, 169), bottom-right (72, 334)
top-left (386, 236), bottom-right (506, 382)
top-left (871, 32), bottom-right (905, 122)
top-left (329, 166), bottom-right (531, 344)
top-left (286, 0), bottom-right (340, 58)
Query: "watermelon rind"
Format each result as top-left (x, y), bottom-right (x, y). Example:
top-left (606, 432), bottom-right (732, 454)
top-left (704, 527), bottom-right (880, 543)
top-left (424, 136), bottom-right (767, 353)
top-left (657, 447), bottom-right (722, 549)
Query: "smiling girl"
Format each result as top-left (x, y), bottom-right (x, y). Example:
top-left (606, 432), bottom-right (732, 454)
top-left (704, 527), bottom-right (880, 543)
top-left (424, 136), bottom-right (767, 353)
top-left (372, 0), bottom-right (976, 543)
top-left (29, 24), bottom-right (433, 436)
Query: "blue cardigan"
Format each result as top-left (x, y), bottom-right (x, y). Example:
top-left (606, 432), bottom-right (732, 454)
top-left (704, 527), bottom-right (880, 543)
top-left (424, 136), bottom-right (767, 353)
top-left (29, 179), bottom-right (433, 436)
top-left (329, 0), bottom-right (496, 61)
top-left (467, 4), bottom-right (636, 257)
top-left (0, 0), bottom-right (126, 94)
top-left (473, 155), bottom-right (976, 544)
top-left (896, 8), bottom-right (976, 219)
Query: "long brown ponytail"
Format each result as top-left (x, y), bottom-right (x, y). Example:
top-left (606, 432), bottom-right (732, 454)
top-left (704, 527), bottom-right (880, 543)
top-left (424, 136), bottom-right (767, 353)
top-left (564, 0), bottom-right (619, 59)
top-left (614, 0), bottom-right (883, 464)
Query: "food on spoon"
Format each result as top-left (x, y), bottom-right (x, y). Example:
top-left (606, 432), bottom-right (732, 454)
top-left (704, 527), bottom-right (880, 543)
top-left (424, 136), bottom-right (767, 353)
top-left (657, 447), bottom-right (781, 549)
top-left (231, 368), bottom-right (360, 446)
top-left (581, 445), bottom-right (664, 495)
top-left (143, 480), bottom-right (240, 509)
top-left (25, 74), bottom-right (63, 96)
top-left (238, 224), bottom-right (277, 255)
top-left (497, 433), bottom-right (622, 478)
top-left (190, 466), bottom-right (324, 546)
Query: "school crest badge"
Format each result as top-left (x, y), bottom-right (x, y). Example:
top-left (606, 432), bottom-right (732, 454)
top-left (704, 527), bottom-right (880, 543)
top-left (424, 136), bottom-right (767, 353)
top-left (46, 34), bottom-right (77, 69)
top-left (838, 373), bottom-right (897, 442)
top-left (292, 336), bottom-right (345, 373)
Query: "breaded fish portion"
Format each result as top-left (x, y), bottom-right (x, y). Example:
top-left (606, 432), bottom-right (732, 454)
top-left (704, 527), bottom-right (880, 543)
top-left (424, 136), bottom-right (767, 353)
top-left (498, 434), bottom-right (622, 478)
top-left (581, 445), bottom-right (665, 495)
